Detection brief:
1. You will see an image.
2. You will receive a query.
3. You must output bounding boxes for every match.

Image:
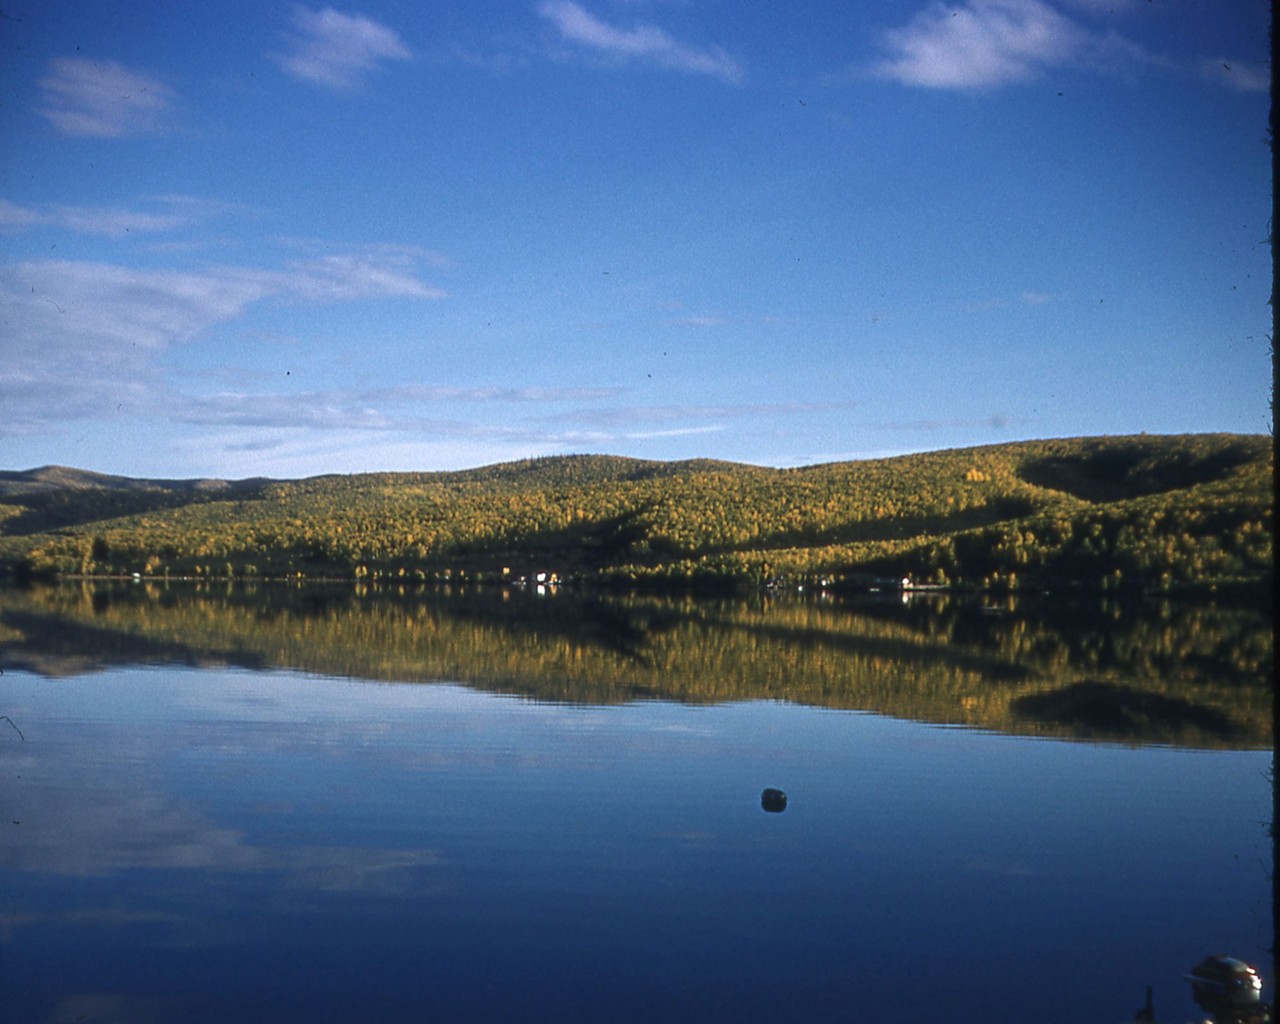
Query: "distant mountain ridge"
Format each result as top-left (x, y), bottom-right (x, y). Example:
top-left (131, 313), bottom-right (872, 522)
top-left (0, 434), bottom-right (1271, 594)
top-left (0, 466), bottom-right (273, 495)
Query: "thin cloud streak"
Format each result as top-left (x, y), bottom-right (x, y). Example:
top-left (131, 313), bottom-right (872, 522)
top-left (143, 394), bottom-right (748, 472)
top-left (274, 7), bottom-right (412, 90)
top-left (1200, 58), bottom-right (1270, 93)
top-left (537, 1), bottom-right (743, 83)
top-left (38, 57), bottom-right (176, 137)
top-left (2, 199), bottom-right (189, 238)
top-left (221, 413), bottom-right (796, 478)
top-left (375, 385), bottom-right (622, 403)
top-left (543, 402), bottom-right (853, 427)
top-left (270, 255), bottom-right (445, 302)
top-left (173, 386), bottom-right (626, 431)
top-left (664, 314), bottom-right (729, 328)
top-left (553, 425), bottom-right (726, 444)
top-left (0, 195), bottom-right (253, 238)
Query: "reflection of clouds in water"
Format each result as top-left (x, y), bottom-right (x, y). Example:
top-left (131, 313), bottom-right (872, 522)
top-left (4, 718), bottom-right (446, 909)
top-left (962, 855), bottom-right (1039, 878)
top-left (7, 781), bottom-right (256, 874)
top-left (5, 759), bottom-right (442, 880)
top-left (6, 766), bottom-right (443, 884)
top-left (164, 672), bottom-right (486, 721)
top-left (0, 907), bottom-right (178, 945)
top-left (3, 764), bottom-right (447, 959)
top-left (286, 847), bottom-right (444, 893)
top-left (39, 991), bottom-right (179, 1024)
top-left (157, 674), bottom-right (725, 778)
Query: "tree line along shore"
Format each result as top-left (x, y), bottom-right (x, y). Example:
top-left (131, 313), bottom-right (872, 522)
top-left (0, 433), bottom-right (1271, 596)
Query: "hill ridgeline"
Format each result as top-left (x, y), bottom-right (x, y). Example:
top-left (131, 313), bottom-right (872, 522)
top-left (0, 434), bottom-right (1271, 594)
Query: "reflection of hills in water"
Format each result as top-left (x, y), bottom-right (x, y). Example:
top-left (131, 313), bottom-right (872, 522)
top-left (0, 582), bottom-right (1271, 749)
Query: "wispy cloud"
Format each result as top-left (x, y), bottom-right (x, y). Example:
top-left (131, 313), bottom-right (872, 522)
top-left (0, 195), bottom-right (241, 238)
top-left (0, 250), bottom-right (446, 436)
top-left (962, 290), bottom-right (1059, 312)
top-left (0, 199), bottom-right (41, 229)
top-left (379, 385), bottom-right (621, 403)
top-left (274, 7), bottom-right (411, 90)
top-left (166, 405), bottom-right (731, 478)
top-left (537, 1), bottom-right (743, 83)
top-left (1199, 58), bottom-right (1270, 94)
top-left (0, 242), bottom-right (680, 468)
top-left (663, 314), bottom-right (729, 328)
top-left (870, 0), bottom-right (1154, 90)
top-left (545, 401), bottom-right (849, 428)
top-left (6, 261), bottom-right (271, 355)
top-left (174, 386), bottom-right (624, 432)
top-left (38, 57), bottom-right (175, 137)
top-left (271, 253), bottom-right (445, 301)
top-left (552, 424), bottom-right (726, 444)
top-left (163, 398), bottom-right (814, 476)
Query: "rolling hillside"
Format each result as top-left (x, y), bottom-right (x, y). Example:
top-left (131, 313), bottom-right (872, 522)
top-left (0, 434), bottom-right (1271, 594)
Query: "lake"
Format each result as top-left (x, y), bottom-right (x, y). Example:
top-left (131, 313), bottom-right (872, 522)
top-left (0, 582), bottom-right (1272, 1023)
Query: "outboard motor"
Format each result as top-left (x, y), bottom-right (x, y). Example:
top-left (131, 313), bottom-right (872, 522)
top-left (1185, 956), bottom-right (1269, 1022)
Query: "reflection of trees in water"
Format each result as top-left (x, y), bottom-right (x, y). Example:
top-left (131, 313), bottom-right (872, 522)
top-left (0, 582), bottom-right (1270, 748)
top-left (1010, 681), bottom-right (1247, 744)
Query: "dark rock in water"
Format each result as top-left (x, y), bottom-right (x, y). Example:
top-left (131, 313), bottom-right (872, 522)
top-left (761, 788), bottom-right (787, 813)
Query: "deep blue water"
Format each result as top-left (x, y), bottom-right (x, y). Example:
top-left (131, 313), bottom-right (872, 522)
top-left (0, 666), bottom-right (1271, 1023)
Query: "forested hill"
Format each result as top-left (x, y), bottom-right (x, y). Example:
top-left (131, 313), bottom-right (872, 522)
top-left (0, 434), bottom-right (1271, 594)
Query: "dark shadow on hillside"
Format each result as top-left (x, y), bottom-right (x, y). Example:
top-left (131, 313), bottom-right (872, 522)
top-left (739, 497), bottom-right (1039, 552)
top-left (1017, 438), bottom-right (1256, 503)
top-left (0, 479), bottom-right (271, 536)
top-left (1010, 680), bottom-right (1245, 744)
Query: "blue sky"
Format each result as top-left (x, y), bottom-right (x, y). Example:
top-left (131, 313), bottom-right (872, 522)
top-left (0, 0), bottom-right (1271, 479)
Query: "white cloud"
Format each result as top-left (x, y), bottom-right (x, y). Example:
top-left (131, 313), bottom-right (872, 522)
top-left (546, 402), bottom-right (847, 427)
top-left (0, 195), bottom-right (257, 240)
top-left (554, 424), bottom-right (726, 444)
top-left (0, 246), bottom-right (662, 461)
top-left (38, 57), bottom-right (175, 137)
top-left (171, 386), bottom-right (621, 432)
top-left (537, 1), bottom-right (743, 83)
top-left (379, 384), bottom-right (621, 403)
top-left (153, 393), bottom-right (789, 474)
top-left (870, 0), bottom-right (1151, 90)
top-left (4, 261), bottom-right (270, 355)
top-left (46, 205), bottom-right (191, 236)
top-left (274, 7), bottom-right (411, 90)
top-left (0, 250), bottom-right (446, 436)
top-left (664, 314), bottom-right (728, 327)
top-left (273, 254), bottom-right (446, 301)
top-left (0, 198), bottom-right (193, 237)
top-left (182, 434), bottom-right (560, 477)
top-left (178, 393), bottom-right (400, 431)
top-left (0, 199), bottom-right (40, 228)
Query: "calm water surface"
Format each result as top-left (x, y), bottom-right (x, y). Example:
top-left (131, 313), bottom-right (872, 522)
top-left (0, 584), bottom-right (1272, 1023)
